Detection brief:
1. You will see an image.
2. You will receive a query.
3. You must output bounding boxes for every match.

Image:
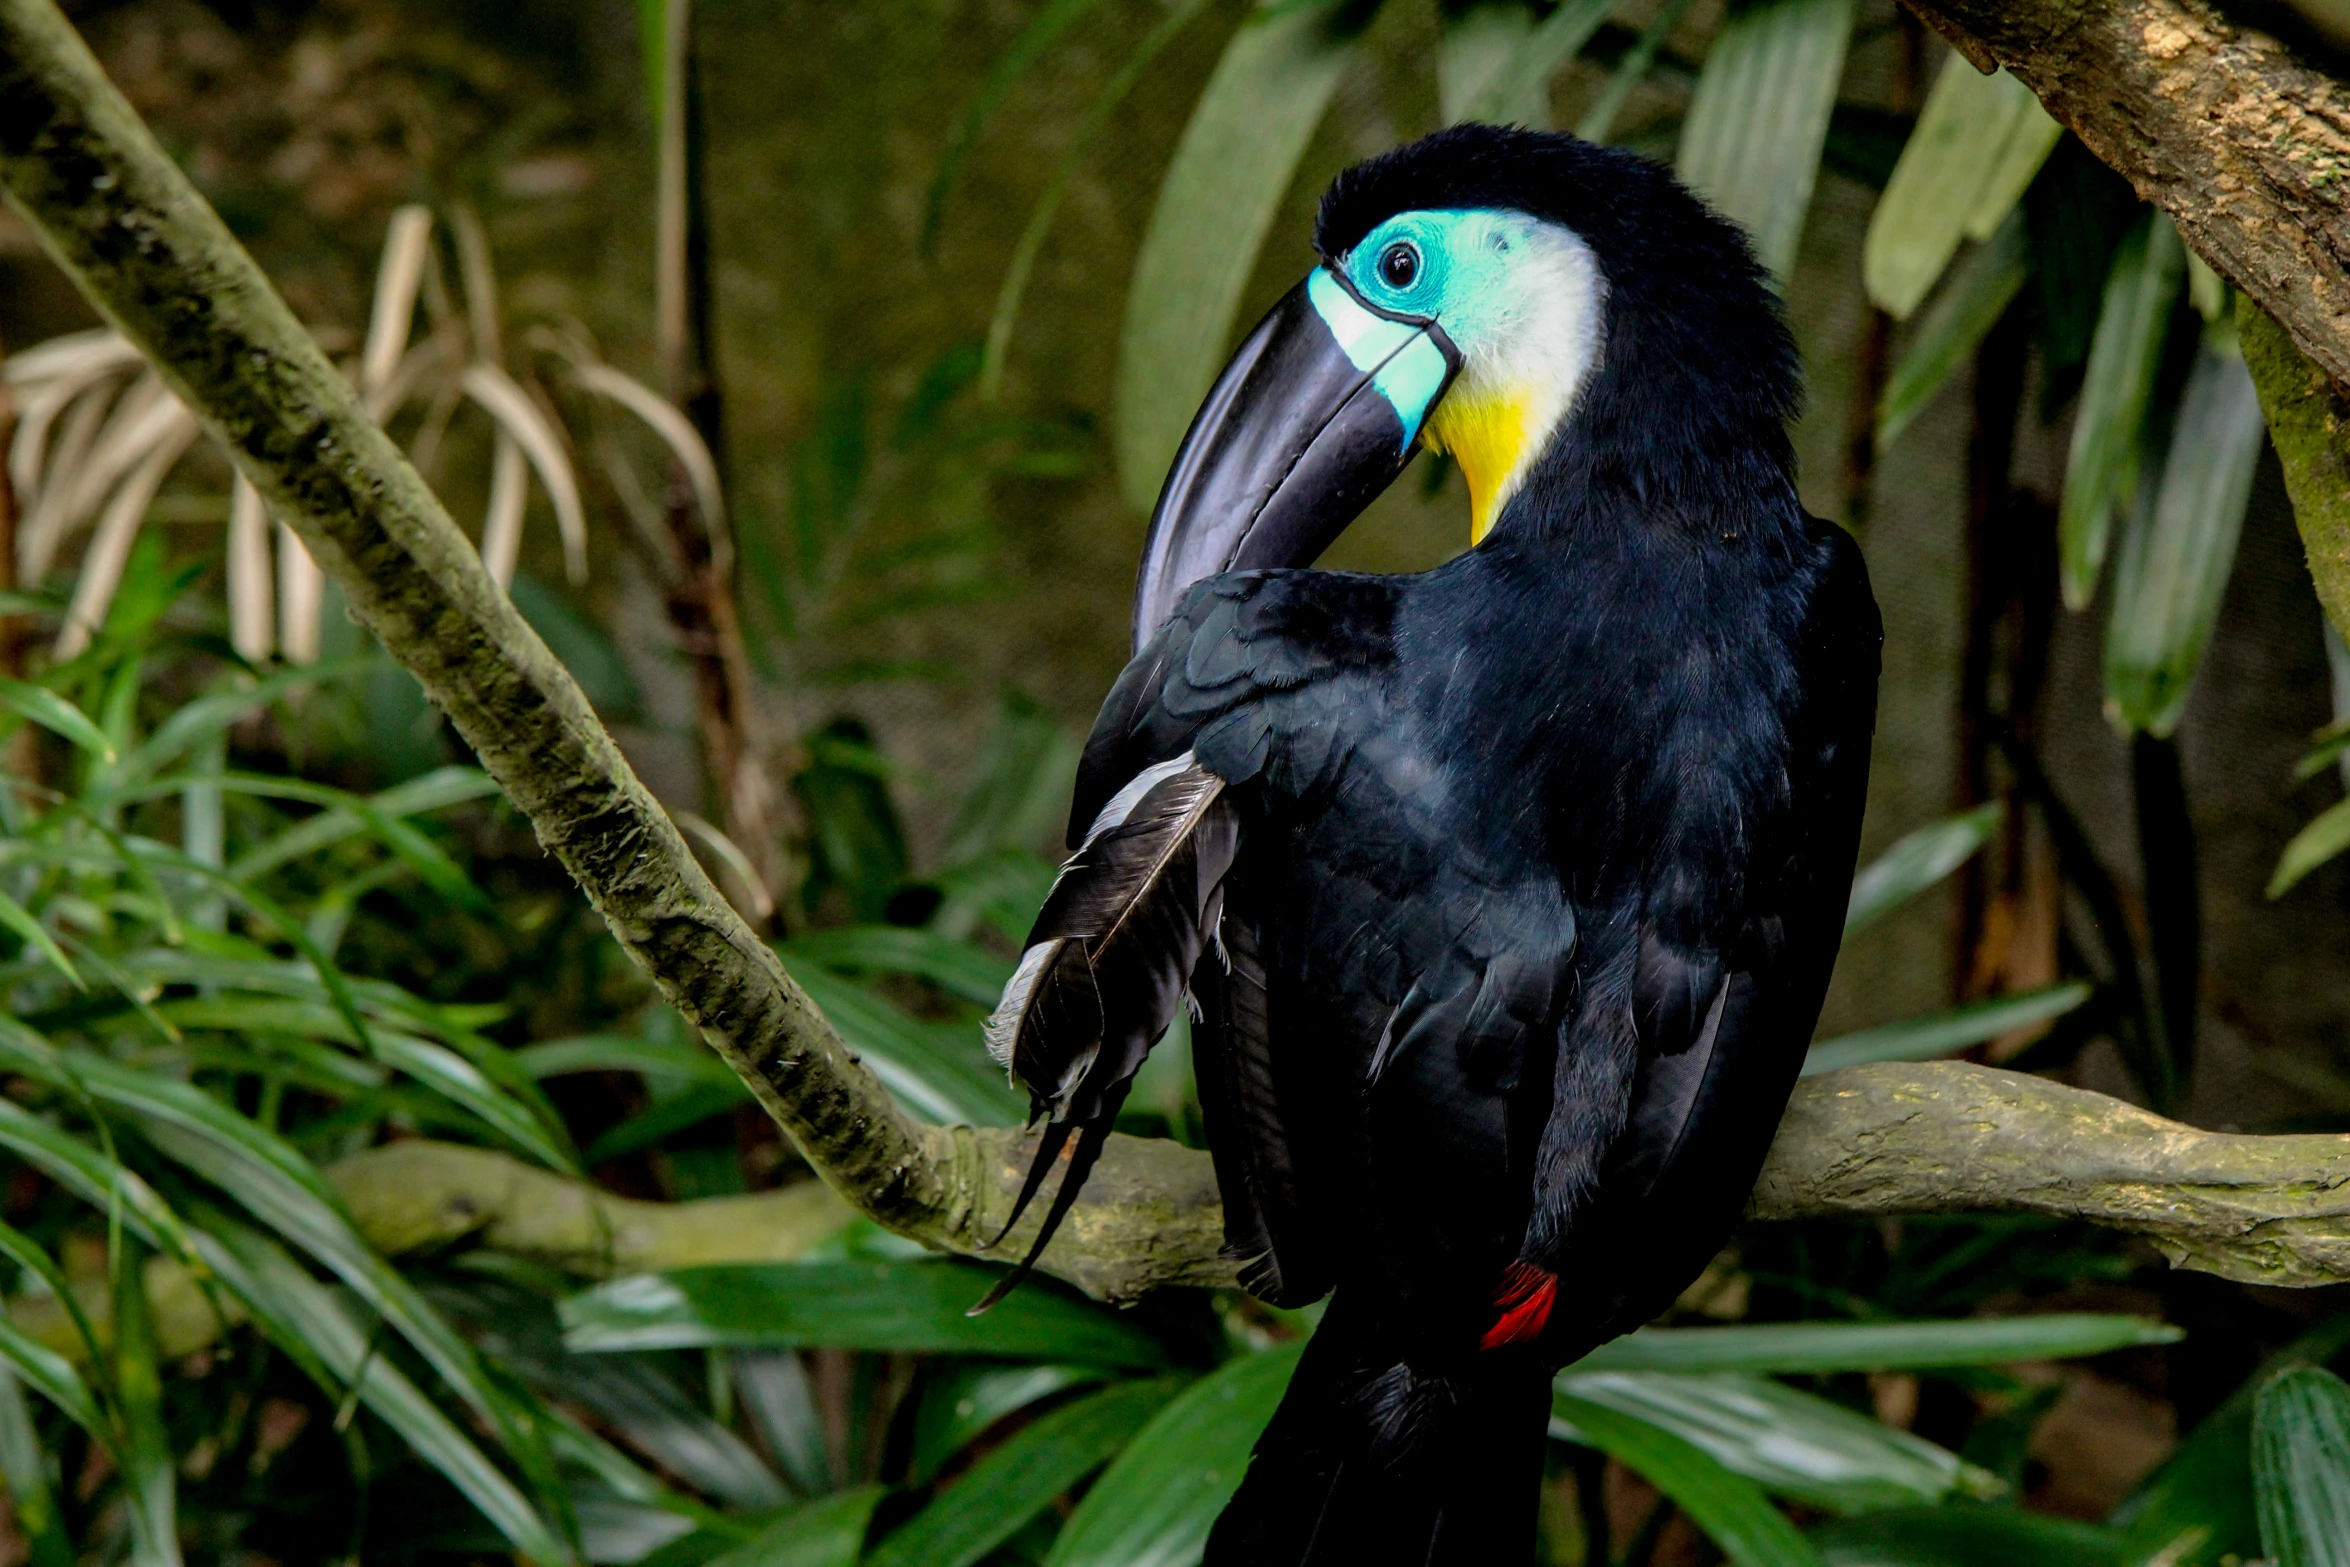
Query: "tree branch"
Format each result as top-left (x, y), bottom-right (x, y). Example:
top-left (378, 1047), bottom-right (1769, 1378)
top-left (1897, 0), bottom-right (2350, 390)
top-left (4, 0), bottom-right (2350, 1315)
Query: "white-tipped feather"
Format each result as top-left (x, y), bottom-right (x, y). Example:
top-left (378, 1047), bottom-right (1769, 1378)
top-left (1081, 751), bottom-right (1198, 848)
top-left (986, 940), bottom-right (1059, 1070)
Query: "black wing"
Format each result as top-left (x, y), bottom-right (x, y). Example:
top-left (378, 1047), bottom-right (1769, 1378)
top-left (1528, 519), bottom-right (1881, 1346)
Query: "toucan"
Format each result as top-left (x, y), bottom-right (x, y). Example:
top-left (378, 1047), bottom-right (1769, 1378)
top-left (981, 124), bottom-right (1881, 1564)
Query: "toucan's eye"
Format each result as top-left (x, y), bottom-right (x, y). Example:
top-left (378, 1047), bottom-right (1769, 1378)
top-left (1377, 241), bottom-right (1421, 290)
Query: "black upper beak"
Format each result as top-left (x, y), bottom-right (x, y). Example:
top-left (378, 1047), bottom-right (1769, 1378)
top-left (1131, 267), bottom-right (1461, 650)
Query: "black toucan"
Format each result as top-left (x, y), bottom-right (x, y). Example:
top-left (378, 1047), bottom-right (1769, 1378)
top-left (981, 125), bottom-right (1882, 1565)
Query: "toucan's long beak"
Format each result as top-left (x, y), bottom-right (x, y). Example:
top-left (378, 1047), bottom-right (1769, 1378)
top-left (1132, 267), bottom-right (1461, 649)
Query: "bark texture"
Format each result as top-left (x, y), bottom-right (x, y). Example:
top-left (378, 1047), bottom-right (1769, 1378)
top-left (1901, 0), bottom-right (2350, 388)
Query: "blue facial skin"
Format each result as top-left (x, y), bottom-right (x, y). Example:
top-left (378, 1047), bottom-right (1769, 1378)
top-left (1305, 208), bottom-right (1536, 452)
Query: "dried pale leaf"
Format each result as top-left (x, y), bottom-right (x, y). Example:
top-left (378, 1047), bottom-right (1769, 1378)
top-left (571, 361), bottom-right (726, 543)
top-left (277, 521), bottom-right (324, 665)
top-left (478, 434), bottom-right (530, 587)
top-left (11, 369), bottom-right (122, 535)
top-left (461, 362), bottom-right (586, 584)
top-left (21, 373), bottom-right (176, 582)
top-left (363, 205), bottom-right (434, 398)
top-left (55, 407), bottom-right (198, 659)
top-left (1, 326), bottom-right (141, 388)
top-left (677, 810), bottom-right (775, 922)
top-left (226, 476), bottom-right (273, 663)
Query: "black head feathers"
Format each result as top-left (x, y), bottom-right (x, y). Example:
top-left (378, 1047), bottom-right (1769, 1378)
top-left (1317, 124), bottom-right (1805, 538)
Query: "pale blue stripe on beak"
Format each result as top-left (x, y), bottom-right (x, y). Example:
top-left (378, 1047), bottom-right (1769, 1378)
top-left (1307, 268), bottom-right (1449, 453)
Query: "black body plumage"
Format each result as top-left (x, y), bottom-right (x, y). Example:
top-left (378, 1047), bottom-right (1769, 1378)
top-left (987, 126), bottom-right (1882, 1565)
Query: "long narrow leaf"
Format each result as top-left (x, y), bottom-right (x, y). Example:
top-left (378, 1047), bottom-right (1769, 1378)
top-left (1803, 982), bottom-right (2092, 1075)
top-left (224, 764), bottom-right (501, 883)
top-left (0, 1367), bottom-right (73, 1567)
top-left (2060, 210), bottom-right (2185, 609)
top-left (1573, 1314), bottom-right (2180, 1375)
top-left (1577, 0), bottom-right (1700, 143)
top-left (909, 1362), bottom-right (1108, 1484)
top-left (1113, 0), bottom-right (1359, 512)
top-left (0, 885), bottom-right (79, 988)
top-left (111, 1244), bottom-right (181, 1567)
top-left (195, 1219), bottom-right (574, 1564)
top-left (1844, 803), bottom-right (2001, 934)
top-left (922, 0), bottom-right (1114, 254)
top-left (1864, 58), bottom-right (2038, 318)
top-left (1877, 209), bottom-right (2031, 450)
top-left (2272, 794), bottom-right (2350, 899)
top-left (1461, 0), bottom-right (1618, 127)
top-left (1553, 1388), bottom-right (1824, 1567)
top-left (1043, 1344), bottom-right (1301, 1567)
top-left (0, 675), bottom-right (114, 762)
top-left (1812, 1507), bottom-right (2129, 1566)
top-left (703, 1487), bottom-right (882, 1567)
top-left (789, 966), bottom-right (1022, 1125)
top-left (866, 1377), bottom-right (1182, 1567)
top-left (2255, 1365), bottom-right (2350, 1567)
top-left (1558, 1370), bottom-right (1998, 1516)
top-left (2104, 332), bottom-right (2266, 736)
top-left (781, 925), bottom-right (1013, 1008)
top-left (561, 1261), bottom-right (1169, 1368)
top-left (1676, 0), bottom-right (1856, 281)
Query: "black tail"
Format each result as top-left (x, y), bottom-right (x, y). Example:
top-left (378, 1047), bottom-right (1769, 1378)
top-left (1205, 1295), bottom-right (1552, 1567)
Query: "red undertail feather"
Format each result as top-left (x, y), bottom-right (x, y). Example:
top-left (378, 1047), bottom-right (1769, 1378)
top-left (1480, 1261), bottom-right (1558, 1350)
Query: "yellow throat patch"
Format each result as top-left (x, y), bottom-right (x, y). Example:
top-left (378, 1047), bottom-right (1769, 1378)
top-left (1423, 383), bottom-right (1535, 545)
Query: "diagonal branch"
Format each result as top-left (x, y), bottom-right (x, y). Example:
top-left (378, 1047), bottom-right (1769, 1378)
top-left (3, 0), bottom-right (2349, 1311)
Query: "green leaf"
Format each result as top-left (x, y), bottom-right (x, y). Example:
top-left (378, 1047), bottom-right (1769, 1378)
top-left (868, 1377), bottom-right (1183, 1567)
top-left (517, 1029), bottom-right (742, 1088)
top-left (560, 1261), bottom-right (1170, 1367)
top-left (225, 764), bottom-right (501, 882)
top-left (1676, 0), bottom-right (1856, 281)
top-left (1553, 1389), bottom-right (1823, 1567)
top-left (2060, 209), bottom-right (2185, 609)
top-left (1577, 0), bottom-right (1700, 143)
top-left (789, 967), bottom-right (1022, 1126)
top-left (0, 884), bottom-right (80, 988)
top-left (1044, 1343), bottom-right (1301, 1567)
top-left (2272, 794), bottom-right (2350, 899)
top-left (909, 1362), bottom-right (1109, 1484)
top-left (116, 658), bottom-right (363, 786)
top-left (0, 676), bottom-right (114, 763)
top-left (1457, 0), bottom-right (1618, 127)
top-left (704, 1487), bottom-right (882, 1567)
top-left (584, 1079), bottom-right (753, 1164)
top-left (780, 926), bottom-right (1013, 1009)
top-left (0, 1316), bottom-right (110, 1448)
top-left (1811, 1507), bottom-right (2129, 1566)
top-left (0, 1368), bottom-right (74, 1567)
top-left (2104, 332), bottom-right (2266, 736)
top-left (1877, 209), bottom-right (2031, 451)
top-left (1844, 804), bottom-right (2001, 934)
top-left (2255, 1365), bottom-right (2350, 1567)
top-left (922, 0), bottom-right (1113, 254)
top-left (1573, 1314), bottom-right (2180, 1375)
top-left (1803, 982), bottom-right (2092, 1076)
top-left (1114, 1), bottom-right (1360, 512)
top-left (1864, 57), bottom-right (2043, 318)
top-left (195, 1220), bottom-right (575, 1565)
top-left (67, 1054), bottom-right (564, 1514)
top-left (111, 1243), bottom-right (182, 1567)
top-left (1963, 89), bottom-right (2063, 244)
top-left (1555, 1370), bottom-right (2001, 1515)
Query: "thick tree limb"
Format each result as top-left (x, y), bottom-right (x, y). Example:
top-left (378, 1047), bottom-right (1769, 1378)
top-left (5, 0), bottom-right (2350, 1314)
top-left (1899, 0), bottom-right (2350, 390)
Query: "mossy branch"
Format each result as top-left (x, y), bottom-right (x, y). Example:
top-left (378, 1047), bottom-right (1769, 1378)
top-left (4, 0), bottom-right (2350, 1314)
